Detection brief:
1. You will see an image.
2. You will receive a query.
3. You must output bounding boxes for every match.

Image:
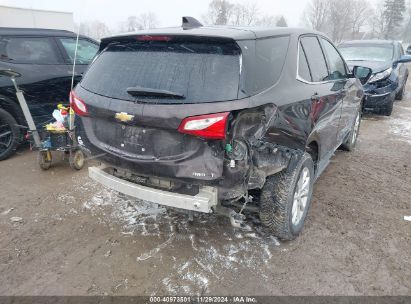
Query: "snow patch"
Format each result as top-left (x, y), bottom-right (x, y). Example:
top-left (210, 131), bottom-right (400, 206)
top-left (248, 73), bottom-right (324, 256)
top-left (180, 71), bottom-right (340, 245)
top-left (2, 208), bottom-right (14, 215)
top-left (80, 184), bottom-right (282, 295)
top-left (389, 106), bottom-right (411, 144)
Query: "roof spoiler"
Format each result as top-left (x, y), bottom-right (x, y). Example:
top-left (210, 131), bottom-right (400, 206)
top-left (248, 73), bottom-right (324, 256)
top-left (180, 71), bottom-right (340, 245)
top-left (182, 16), bottom-right (203, 30)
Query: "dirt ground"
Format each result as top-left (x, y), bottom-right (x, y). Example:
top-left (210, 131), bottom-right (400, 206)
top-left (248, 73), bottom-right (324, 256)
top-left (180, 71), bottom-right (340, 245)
top-left (0, 85), bottom-right (410, 296)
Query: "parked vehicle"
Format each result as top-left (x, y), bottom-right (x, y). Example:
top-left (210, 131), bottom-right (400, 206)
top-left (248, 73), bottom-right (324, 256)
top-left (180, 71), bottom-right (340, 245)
top-left (339, 40), bottom-right (411, 116)
top-left (0, 27), bottom-right (99, 160)
top-left (73, 19), bottom-right (371, 240)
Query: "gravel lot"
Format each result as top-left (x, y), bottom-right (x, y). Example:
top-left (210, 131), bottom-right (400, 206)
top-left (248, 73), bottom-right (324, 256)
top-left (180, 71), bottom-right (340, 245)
top-left (0, 83), bottom-right (410, 296)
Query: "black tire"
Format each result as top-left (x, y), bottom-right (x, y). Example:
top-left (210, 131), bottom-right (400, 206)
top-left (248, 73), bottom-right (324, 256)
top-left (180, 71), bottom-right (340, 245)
top-left (259, 152), bottom-right (315, 240)
top-left (38, 150), bottom-right (52, 170)
top-left (0, 108), bottom-right (20, 161)
top-left (69, 149), bottom-right (85, 170)
top-left (341, 110), bottom-right (361, 151)
top-left (395, 77), bottom-right (407, 100)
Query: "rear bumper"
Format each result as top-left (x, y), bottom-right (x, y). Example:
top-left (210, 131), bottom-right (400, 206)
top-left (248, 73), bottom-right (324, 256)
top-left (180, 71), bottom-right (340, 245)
top-left (89, 166), bottom-right (218, 213)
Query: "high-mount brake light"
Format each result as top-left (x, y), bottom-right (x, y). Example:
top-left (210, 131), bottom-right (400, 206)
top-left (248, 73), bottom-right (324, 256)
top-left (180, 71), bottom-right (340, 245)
top-left (177, 112), bottom-right (230, 140)
top-left (69, 90), bottom-right (88, 116)
top-left (136, 35), bottom-right (172, 42)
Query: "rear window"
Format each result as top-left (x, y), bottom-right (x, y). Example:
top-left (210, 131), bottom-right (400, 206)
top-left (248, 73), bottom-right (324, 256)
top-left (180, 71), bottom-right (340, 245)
top-left (80, 39), bottom-right (241, 104)
top-left (59, 38), bottom-right (98, 64)
top-left (238, 36), bottom-right (290, 95)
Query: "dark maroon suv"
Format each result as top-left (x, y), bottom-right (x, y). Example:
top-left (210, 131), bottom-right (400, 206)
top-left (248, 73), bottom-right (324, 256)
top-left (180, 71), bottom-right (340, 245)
top-left (72, 18), bottom-right (370, 240)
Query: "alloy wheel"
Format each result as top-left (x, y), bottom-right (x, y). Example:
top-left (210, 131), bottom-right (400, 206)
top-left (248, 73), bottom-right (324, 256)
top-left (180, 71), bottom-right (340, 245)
top-left (291, 167), bottom-right (311, 225)
top-left (351, 113), bottom-right (360, 145)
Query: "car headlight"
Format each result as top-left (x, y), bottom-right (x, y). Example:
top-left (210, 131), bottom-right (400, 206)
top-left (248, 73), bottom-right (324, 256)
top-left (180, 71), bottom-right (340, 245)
top-left (367, 67), bottom-right (392, 84)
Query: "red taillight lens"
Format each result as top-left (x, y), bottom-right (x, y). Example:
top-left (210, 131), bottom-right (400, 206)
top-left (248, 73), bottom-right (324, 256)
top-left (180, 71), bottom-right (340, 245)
top-left (177, 112), bottom-right (230, 140)
top-left (136, 35), bottom-right (172, 42)
top-left (69, 90), bottom-right (88, 116)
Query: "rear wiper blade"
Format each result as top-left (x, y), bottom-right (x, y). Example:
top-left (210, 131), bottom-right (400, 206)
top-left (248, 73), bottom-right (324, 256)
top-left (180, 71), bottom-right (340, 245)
top-left (126, 86), bottom-right (185, 99)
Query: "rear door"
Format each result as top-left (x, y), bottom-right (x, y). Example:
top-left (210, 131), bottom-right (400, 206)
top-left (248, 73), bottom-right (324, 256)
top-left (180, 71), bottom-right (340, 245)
top-left (0, 35), bottom-right (69, 125)
top-left (299, 36), bottom-right (342, 159)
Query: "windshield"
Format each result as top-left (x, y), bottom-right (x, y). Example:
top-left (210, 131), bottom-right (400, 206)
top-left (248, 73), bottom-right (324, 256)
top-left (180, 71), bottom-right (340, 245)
top-left (80, 39), bottom-right (241, 104)
top-left (339, 44), bottom-right (394, 62)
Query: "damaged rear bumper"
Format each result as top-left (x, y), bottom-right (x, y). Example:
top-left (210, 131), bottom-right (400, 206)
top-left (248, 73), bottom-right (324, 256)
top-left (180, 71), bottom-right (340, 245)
top-left (89, 166), bottom-right (218, 213)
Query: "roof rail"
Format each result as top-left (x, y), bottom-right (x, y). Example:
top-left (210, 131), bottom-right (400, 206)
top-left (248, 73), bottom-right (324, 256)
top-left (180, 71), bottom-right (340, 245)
top-left (182, 16), bottom-right (203, 30)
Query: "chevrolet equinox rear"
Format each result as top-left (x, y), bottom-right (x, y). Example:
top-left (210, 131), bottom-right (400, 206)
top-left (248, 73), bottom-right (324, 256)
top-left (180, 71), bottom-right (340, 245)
top-left (73, 18), bottom-right (368, 240)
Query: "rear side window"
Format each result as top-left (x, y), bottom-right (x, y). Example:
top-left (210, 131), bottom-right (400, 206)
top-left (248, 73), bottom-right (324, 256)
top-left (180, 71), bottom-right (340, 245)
top-left (300, 36), bottom-right (328, 82)
top-left (59, 38), bottom-right (98, 64)
top-left (320, 38), bottom-right (347, 80)
top-left (250, 36), bottom-right (289, 94)
top-left (0, 36), bottom-right (60, 64)
top-left (81, 39), bottom-right (241, 104)
top-left (298, 42), bottom-right (312, 82)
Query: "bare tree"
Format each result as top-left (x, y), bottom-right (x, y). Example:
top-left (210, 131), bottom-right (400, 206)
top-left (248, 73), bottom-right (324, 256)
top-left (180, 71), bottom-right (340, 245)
top-left (327, 0), bottom-right (353, 42)
top-left (254, 15), bottom-right (278, 27)
top-left (137, 12), bottom-right (159, 30)
top-left (384, 0), bottom-right (406, 38)
top-left (276, 16), bottom-right (288, 27)
top-left (126, 16), bottom-right (139, 31)
top-left (303, 0), bottom-right (329, 31)
top-left (204, 0), bottom-right (234, 25)
top-left (402, 1), bottom-right (411, 41)
top-left (79, 21), bottom-right (110, 40)
top-left (231, 2), bottom-right (259, 26)
top-left (367, 1), bottom-right (387, 39)
top-left (350, 0), bottom-right (371, 39)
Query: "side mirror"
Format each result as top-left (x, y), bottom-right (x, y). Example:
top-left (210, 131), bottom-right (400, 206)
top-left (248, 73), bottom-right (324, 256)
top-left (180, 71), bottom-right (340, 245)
top-left (406, 47), bottom-right (411, 55)
top-left (393, 55), bottom-right (411, 66)
top-left (353, 66), bottom-right (372, 85)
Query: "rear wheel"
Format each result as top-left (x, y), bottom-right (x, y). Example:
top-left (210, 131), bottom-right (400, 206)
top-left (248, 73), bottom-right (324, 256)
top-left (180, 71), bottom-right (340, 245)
top-left (259, 153), bottom-right (314, 240)
top-left (69, 149), bottom-right (85, 170)
top-left (38, 150), bottom-right (52, 170)
top-left (0, 108), bottom-right (20, 161)
top-left (341, 110), bottom-right (361, 151)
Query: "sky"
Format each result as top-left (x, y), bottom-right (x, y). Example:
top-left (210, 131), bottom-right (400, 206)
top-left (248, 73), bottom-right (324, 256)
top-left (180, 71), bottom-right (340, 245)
top-left (0, 0), bottom-right (316, 29)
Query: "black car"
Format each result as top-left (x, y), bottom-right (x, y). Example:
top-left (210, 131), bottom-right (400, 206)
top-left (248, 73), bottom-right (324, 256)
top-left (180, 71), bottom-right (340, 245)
top-left (339, 40), bottom-right (411, 116)
top-left (0, 27), bottom-right (99, 160)
top-left (73, 19), bottom-right (370, 240)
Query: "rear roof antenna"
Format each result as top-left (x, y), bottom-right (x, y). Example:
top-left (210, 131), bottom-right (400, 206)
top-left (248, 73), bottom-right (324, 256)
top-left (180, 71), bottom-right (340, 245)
top-left (182, 16), bottom-right (203, 30)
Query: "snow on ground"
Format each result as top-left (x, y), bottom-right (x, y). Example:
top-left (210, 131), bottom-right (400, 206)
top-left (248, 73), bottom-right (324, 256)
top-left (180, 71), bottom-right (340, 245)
top-left (389, 104), bottom-right (411, 144)
top-left (81, 186), bottom-right (281, 295)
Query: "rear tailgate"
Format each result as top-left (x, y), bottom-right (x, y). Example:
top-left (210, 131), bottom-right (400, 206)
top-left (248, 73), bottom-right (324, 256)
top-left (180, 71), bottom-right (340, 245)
top-left (75, 35), bottom-right (244, 182)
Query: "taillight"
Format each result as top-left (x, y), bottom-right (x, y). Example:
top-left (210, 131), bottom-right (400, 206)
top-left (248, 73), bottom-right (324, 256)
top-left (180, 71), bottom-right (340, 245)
top-left (136, 35), bottom-right (172, 42)
top-left (69, 90), bottom-right (88, 116)
top-left (177, 112), bottom-right (230, 140)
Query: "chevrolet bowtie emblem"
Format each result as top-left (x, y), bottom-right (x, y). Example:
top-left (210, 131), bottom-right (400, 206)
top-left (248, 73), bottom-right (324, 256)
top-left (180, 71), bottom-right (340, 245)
top-left (115, 112), bottom-right (134, 122)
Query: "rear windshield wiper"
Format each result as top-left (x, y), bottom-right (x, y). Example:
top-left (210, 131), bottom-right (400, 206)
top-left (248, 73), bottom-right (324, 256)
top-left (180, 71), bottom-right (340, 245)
top-left (126, 86), bottom-right (185, 99)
